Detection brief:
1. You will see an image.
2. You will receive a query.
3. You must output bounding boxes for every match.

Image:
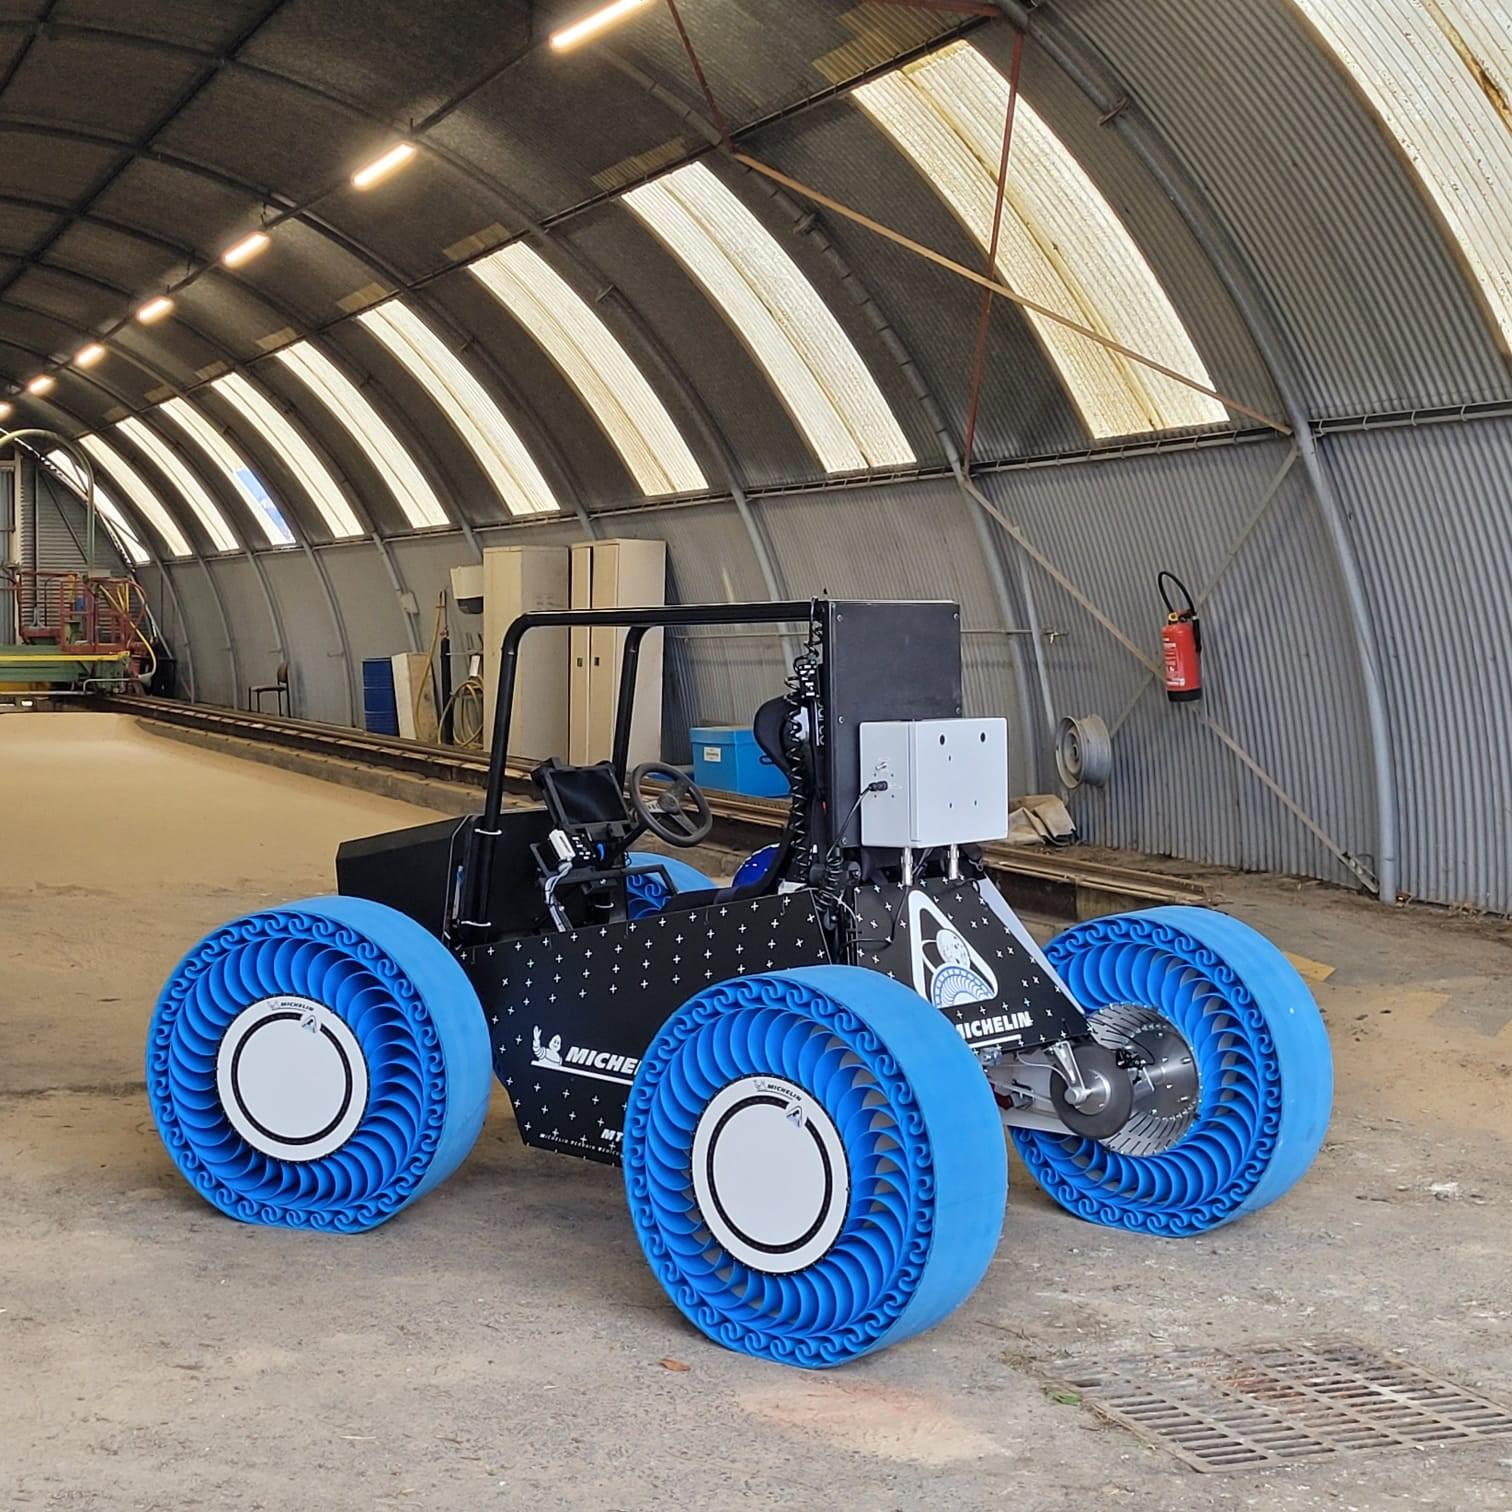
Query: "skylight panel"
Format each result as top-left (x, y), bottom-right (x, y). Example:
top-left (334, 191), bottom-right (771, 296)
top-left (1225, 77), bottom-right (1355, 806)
top-left (160, 398), bottom-right (295, 547)
top-left (76, 433), bottom-right (194, 558)
top-left (625, 162), bottom-right (914, 473)
top-left (273, 340), bottom-right (450, 530)
top-left (1290, 0), bottom-right (1512, 348)
top-left (117, 416), bottom-right (239, 553)
top-left (468, 245), bottom-right (706, 497)
top-left (212, 371), bottom-right (364, 539)
top-left (46, 449), bottom-right (150, 565)
top-left (855, 43), bottom-right (1227, 437)
top-left (356, 301), bottom-right (560, 517)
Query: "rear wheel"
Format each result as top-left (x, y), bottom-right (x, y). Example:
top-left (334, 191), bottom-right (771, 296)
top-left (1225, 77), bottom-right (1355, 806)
top-left (146, 895), bottom-right (491, 1232)
top-left (1013, 907), bottom-right (1332, 1235)
top-left (623, 965), bottom-right (1006, 1367)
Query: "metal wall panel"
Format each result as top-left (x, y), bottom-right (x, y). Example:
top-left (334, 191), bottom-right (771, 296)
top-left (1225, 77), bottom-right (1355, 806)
top-left (1322, 416), bottom-right (1512, 910)
top-left (318, 541), bottom-right (411, 686)
top-left (259, 549), bottom-right (351, 725)
top-left (977, 438), bottom-right (1374, 885)
top-left (139, 416), bottom-right (1512, 910)
top-left (758, 476), bottom-right (1038, 787)
top-left (205, 556), bottom-right (282, 696)
top-left (162, 561), bottom-right (236, 709)
top-left (27, 470), bottom-right (128, 575)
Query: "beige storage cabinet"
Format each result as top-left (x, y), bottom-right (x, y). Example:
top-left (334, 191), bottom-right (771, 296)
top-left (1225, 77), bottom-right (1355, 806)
top-left (569, 538), bottom-right (666, 767)
top-left (482, 544), bottom-right (570, 764)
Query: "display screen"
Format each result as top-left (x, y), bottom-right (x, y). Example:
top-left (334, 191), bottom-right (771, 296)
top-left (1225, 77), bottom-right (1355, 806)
top-left (542, 763), bottom-right (630, 829)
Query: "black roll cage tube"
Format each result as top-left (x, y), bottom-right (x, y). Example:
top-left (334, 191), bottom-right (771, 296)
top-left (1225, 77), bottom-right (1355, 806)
top-left (458, 600), bottom-right (818, 938)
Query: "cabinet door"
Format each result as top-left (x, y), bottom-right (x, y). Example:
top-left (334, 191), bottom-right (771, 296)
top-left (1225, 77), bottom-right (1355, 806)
top-left (483, 546), bottom-right (570, 763)
top-left (586, 543), bottom-right (622, 764)
top-left (569, 543), bottom-right (594, 764)
top-left (610, 541), bottom-right (667, 768)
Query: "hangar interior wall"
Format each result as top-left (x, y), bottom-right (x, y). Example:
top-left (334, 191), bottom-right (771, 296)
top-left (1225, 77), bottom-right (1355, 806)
top-left (133, 408), bottom-right (1512, 911)
top-left (5, 1), bottom-right (1510, 912)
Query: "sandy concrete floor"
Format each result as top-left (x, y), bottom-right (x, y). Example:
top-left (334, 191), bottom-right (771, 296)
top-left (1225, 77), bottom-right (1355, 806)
top-left (3, 713), bottom-right (1510, 1511)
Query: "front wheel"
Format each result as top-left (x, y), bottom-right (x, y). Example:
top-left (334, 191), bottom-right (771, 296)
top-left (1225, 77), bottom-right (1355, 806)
top-left (146, 895), bottom-right (492, 1232)
top-left (623, 850), bottom-right (716, 918)
top-left (623, 966), bottom-right (1007, 1367)
top-left (1013, 906), bottom-right (1332, 1235)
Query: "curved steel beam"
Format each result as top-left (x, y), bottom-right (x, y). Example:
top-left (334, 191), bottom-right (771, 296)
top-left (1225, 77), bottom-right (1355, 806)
top-left (7, 393), bottom-right (201, 699)
top-left (0, 191), bottom-right (205, 263)
top-left (0, 335), bottom-right (295, 711)
top-left (0, 0), bottom-right (289, 310)
top-left (989, 0), bottom-right (1397, 899)
top-left (610, 53), bottom-right (1043, 763)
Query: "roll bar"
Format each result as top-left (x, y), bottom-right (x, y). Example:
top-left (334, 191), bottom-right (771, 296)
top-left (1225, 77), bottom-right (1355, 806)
top-left (460, 600), bottom-right (817, 937)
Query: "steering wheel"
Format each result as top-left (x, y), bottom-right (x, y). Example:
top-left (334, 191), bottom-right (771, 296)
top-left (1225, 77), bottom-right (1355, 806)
top-left (628, 762), bottom-right (714, 848)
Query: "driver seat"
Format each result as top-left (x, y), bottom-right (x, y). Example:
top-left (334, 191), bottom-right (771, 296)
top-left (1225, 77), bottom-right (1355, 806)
top-left (663, 697), bottom-right (806, 910)
top-left (752, 695), bottom-right (797, 782)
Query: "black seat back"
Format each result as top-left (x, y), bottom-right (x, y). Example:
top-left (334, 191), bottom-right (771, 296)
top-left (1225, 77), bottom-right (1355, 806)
top-left (752, 695), bottom-right (795, 779)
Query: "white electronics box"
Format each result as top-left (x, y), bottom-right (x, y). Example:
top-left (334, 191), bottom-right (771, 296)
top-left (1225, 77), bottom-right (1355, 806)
top-left (858, 717), bottom-right (1009, 849)
top-left (450, 564), bottom-right (483, 615)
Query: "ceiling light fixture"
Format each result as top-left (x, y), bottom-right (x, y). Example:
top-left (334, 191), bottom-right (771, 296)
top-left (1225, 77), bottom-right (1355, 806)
top-left (351, 142), bottom-right (415, 189)
top-left (550, 0), bottom-right (649, 51)
top-left (75, 343), bottom-right (106, 368)
top-left (0, 400), bottom-right (13, 420)
top-left (137, 295), bottom-right (174, 324)
top-left (222, 230), bottom-right (271, 268)
top-left (27, 374), bottom-right (56, 395)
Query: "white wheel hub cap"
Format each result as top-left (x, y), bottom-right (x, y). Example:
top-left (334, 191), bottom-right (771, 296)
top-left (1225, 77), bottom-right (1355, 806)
top-left (691, 1076), bottom-right (849, 1273)
top-left (216, 996), bottom-right (369, 1161)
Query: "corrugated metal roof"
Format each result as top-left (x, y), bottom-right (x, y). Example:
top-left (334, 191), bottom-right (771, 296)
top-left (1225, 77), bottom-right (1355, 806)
top-left (159, 398), bottom-right (296, 548)
top-left (357, 300), bottom-right (560, 517)
top-left (855, 42), bottom-right (1228, 438)
top-left (625, 161), bottom-right (916, 473)
top-left (1289, 0), bottom-right (1512, 349)
top-left (213, 371), bottom-right (363, 539)
top-left (117, 416), bottom-right (239, 552)
top-left (273, 339), bottom-right (450, 529)
top-left (1065, 0), bottom-right (1511, 413)
top-left (76, 433), bottom-right (194, 558)
top-left (468, 244), bottom-right (707, 497)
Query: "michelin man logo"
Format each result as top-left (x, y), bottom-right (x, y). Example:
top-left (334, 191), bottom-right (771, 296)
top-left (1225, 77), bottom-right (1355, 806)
top-left (532, 1026), bottom-right (563, 1067)
top-left (907, 891), bottom-right (998, 1008)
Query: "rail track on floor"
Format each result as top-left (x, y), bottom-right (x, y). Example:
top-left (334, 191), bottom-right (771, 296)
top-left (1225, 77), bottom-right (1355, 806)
top-left (100, 693), bottom-right (1208, 919)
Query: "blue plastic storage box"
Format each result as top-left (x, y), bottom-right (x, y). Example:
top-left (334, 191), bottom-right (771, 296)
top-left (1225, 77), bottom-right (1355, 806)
top-left (690, 725), bottom-right (788, 798)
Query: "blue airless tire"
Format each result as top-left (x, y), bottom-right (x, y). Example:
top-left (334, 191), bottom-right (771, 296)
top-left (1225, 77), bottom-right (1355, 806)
top-left (146, 895), bottom-right (492, 1232)
top-left (624, 851), bottom-right (716, 918)
top-left (624, 965), bottom-right (1007, 1367)
top-left (1013, 906), bottom-right (1332, 1235)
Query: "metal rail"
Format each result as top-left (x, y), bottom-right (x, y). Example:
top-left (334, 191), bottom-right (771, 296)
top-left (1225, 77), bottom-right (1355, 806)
top-left (101, 693), bottom-right (1208, 915)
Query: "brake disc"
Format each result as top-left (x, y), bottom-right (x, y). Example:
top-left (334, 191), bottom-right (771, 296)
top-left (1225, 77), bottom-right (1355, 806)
top-left (1087, 1002), bottom-right (1201, 1156)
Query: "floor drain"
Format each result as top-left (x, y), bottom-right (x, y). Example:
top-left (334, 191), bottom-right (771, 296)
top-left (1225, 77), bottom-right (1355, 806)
top-left (1054, 1338), bottom-right (1512, 1473)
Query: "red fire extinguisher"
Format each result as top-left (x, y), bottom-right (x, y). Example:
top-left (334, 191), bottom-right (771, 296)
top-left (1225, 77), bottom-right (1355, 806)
top-left (1157, 571), bottom-right (1202, 703)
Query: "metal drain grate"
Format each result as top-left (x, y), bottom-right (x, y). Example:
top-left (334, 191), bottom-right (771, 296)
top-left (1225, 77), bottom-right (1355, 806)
top-left (1055, 1338), bottom-right (1512, 1473)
